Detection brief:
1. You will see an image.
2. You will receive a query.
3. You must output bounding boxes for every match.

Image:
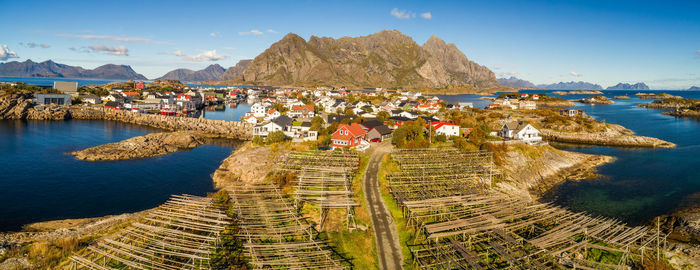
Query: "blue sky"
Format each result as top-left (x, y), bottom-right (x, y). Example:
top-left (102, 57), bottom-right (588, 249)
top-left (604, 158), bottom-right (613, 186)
top-left (1, 0), bottom-right (699, 89)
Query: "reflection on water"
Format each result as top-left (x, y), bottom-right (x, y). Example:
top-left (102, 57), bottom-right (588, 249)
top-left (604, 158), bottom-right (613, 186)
top-left (0, 119), bottom-right (234, 232)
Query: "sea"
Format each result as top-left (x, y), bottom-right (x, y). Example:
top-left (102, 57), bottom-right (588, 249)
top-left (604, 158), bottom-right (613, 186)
top-left (0, 77), bottom-right (253, 232)
top-left (440, 90), bottom-right (700, 225)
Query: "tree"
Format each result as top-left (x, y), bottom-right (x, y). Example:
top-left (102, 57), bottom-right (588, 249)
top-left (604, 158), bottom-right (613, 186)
top-left (391, 118), bottom-right (429, 148)
top-left (435, 134), bottom-right (447, 142)
top-left (377, 111), bottom-right (390, 122)
top-left (252, 136), bottom-right (264, 145)
top-left (310, 116), bottom-right (324, 132)
top-left (344, 107), bottom-right (355, 116)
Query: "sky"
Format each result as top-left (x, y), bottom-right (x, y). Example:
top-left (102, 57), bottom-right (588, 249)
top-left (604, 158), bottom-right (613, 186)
top-left (1, 0), bottom-right (699, 89)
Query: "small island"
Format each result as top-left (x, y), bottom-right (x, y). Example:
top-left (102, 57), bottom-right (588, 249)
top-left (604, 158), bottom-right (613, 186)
top-left (636, 93), bottom-right (682, 99)
top-left (639, 97), bottom-right (700, 118)
top-left (612, 95), bottom-right (631, 99)
top-left (578, 96), bottom-right (615, 104)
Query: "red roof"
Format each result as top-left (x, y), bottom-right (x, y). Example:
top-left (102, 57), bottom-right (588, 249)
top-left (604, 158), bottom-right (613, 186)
top-left (123, 91), bottom-right (139, 95)
top-left (332, 123), bottom-right (367, 141)
top-left (430, 121), bottom-right (459, 130)
top-left (177, 94), bottom-right (191, 100)
top-left (292, 104), bottom-right (314, 111)
top-left (268, 109), bottom-right (278, 114)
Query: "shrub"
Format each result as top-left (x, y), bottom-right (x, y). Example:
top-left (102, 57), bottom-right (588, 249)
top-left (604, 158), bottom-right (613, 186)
top-left (435, 134), bottom-right (447, 142)
top-left (265, 131), bottom-right (288, 144)
top-left (252, 135), bottom-right (264, 145)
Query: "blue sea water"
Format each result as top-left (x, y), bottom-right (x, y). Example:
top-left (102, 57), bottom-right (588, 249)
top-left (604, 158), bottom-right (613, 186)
top-left (445, 90), bottom-right (700, 225)
top-left (0, 120), bottom-right (235, 232)
top-left (202, 103), bottom-right (252, 122)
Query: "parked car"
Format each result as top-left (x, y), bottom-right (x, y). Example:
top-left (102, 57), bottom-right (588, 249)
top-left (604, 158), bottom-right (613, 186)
top-left (370, 138), bottom-right (381, 142)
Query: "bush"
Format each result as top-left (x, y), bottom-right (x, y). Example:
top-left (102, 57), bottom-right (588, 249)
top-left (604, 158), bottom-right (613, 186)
top-left (265, 131), bottom-right (288, 144)
top-left (252, 135), bottom-right (264, 145)
top-left (435, 134), bottom-right (447, 142)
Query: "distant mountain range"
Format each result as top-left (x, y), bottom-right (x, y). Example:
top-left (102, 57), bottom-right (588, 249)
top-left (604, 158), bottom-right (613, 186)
top-left (498, 77), bottom-right (535, 88)
top-left (687, 86), bottom-right (699, 91)
top-left (537, 81), bottom-right (603, 90)
top-left (0, 60), bottom-right (147, 80)
top-left (605, 82), bottom-right (649, 90)
top-left (217, 30), bottom-right (501, 90)
top-left (156, 64), bottom-right (226, 81)
top-left (219, 60), bottom-right (252, 81)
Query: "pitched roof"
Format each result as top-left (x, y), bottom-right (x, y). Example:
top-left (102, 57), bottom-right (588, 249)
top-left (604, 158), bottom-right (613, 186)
top-left (361, 118), bottom-right (384, 129)
top-left (272, 115), bottom-right (292, 127)
top-left (333, 123), bottom-right (368, 140)
top-left (431, 121), bottom-right (459, 130)
top-left (292, 104), bottom-right (314, 111)
top-left (372, 125), bottom-right (392, 135)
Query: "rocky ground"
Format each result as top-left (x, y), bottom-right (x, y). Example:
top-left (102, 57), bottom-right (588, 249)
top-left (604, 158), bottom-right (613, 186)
top-left (0, 94), bottom-right (70, 121)
top-left (498, 144), bottom-right (613, 198)
top-left (541, 128), bottom-right (676, 148)
top-left (212, 142), bottom-right (288, 188)
top-left (578, 95), bottom-right (615, 104)
top-left (72, 131), bottom-right (207, 161)
top-left (637, 93), bottom-right (683, 99)
top-left (613, 95), bottom-right (631, 99)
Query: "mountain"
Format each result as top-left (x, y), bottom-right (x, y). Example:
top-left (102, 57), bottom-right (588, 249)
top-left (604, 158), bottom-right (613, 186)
top-left (0, 60), bottom-right (147, 80)
top-left (219, 60), bottom-right (252, 80)
top-left (536, 81), bottom-right (603, 90)
top-left (606, 82), bottom-right (649, 90)
top-left (498, 77), bottom-right (535, 88)
top-left (227, 30), bottom-right (501, 90)
top-left (157, 64), bottom-right (225, 81)
top-left (687, 86), bottom-right (700, 91)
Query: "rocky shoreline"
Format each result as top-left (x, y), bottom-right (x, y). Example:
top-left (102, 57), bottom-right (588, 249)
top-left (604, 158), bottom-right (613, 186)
top-left (541, 129), bottom-right (676, 148)
top-left (71, 131), bottom-right (208, 161)
top-left (578, 95), bottom-right (615, 104)
top-left (0, 94), bottom-right (253, 140)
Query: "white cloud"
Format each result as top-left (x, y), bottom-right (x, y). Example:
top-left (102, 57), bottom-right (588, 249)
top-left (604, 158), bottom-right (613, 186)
top-left (185, 50), bottom-right (229, 61)
top-left (696, 50), bottom-right (700, 57)
top-left (239, 29), bottom-right (263, 36)
top-left (266, 29), bottom-right (279, 34)
top-left (90, 45), bottom-right (129, 56)
top-left (172, 50), bottom-right (186, 56)
top-left (20, 42), bottom-right (50, 48)
top-left (570, 71), bottom-right (583, 77)
top-left (420, 12), bottom-right (432, 19)
top-left (391, 8), bottom-right (415, 19)
top-left (0, 45), bottom-right (19, 61)
top-left (45, 31), bottom-right (169, 44)
top-left (209, 32), bottom-right (219, 37)
top-left (498, 71), bottom-right (519, 77)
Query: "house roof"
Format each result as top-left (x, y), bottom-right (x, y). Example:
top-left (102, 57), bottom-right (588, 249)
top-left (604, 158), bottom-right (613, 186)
top-left (272, 115), bottom-right (292, 127)
top-left (361, 118), bottom-right (384, 129)
top-left (104, 101), bottom-right (119, 107)
top-left (328, 115), bottom-right (355, 123)
top-left (431, 121), bottom-right (459, 130)
top-left (292, 104), bottom-right (314, 111)
top-left (388, 116), bottom-right (412, 122)
top-left (372, 125), bottom-right (392, 135)
top-left (333, 123), bottom-right (368, 140)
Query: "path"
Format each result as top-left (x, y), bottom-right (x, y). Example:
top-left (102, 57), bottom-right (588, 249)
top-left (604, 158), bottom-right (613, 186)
top-left (362, 142), bottom-right (403, 270)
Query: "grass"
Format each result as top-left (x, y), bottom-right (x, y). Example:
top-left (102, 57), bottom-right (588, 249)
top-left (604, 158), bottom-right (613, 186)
top-left (377, 154), bottom-right (417, 270)
top-left (323, 154), bottom-right (378, 269)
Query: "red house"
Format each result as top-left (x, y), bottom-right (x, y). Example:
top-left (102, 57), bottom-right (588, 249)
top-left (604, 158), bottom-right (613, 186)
top-left (135, 82), bottom-right (145, 89)
top-left (331, 123), bottom-right (368, 148)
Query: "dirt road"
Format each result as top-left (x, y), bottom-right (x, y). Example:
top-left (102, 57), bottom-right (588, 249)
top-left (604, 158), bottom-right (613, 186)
top-left (362, 142), bottom-right (403, 270)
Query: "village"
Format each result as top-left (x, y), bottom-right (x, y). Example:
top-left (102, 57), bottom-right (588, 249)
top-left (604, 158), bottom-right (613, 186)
top-left (23, 80), bottom-right (556, 151)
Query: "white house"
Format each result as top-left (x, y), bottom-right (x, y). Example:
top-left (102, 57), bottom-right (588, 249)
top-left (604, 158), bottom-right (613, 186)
top-left (498, 121), bottom-right (542, 144)
top-left (253, 115), bottom-right (292, 137)
top-left (251, 103), bottom-right (269, 118)
top-left (430, 121), bottom-right (460, 137)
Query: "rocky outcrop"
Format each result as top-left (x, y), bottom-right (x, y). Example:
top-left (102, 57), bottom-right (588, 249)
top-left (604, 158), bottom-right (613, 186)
top-left (235, 30), bottom-right (501, 91)
top-left (578, 96), bottom-right (614, 104)
top-left (541, 127), bottom-right (676, 148)
top-left (498, 144), bottom-right (613, 198)
top-left (612, 96), bottom-right (631, 99)
top-left (637, 93), bottom-right (682, 100)
top-left (70, 107), bottom-right (253, 140)
top-left (212, 143), bottom-right (287, 188)
top-left (72, 131), bottom-right (206, 161)
top-left (551, 90), bottom-right (604, 95)
top-left (0, 94), bottom-right (70, 120)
